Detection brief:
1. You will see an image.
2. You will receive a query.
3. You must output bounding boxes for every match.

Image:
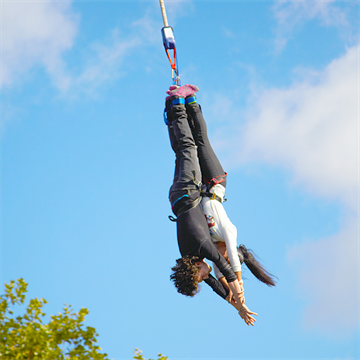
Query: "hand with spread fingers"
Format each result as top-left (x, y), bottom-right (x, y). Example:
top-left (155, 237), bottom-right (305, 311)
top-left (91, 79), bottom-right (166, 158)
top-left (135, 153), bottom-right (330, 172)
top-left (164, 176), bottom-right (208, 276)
top-left (238, 304), bottom-right (258, 326)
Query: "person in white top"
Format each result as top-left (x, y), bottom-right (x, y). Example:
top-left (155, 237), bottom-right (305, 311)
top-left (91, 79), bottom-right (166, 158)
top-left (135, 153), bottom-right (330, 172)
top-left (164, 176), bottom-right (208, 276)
top-left (184, 90), bottom-right (276, 307)
top-left (201, 185), bottom-right (242, 283)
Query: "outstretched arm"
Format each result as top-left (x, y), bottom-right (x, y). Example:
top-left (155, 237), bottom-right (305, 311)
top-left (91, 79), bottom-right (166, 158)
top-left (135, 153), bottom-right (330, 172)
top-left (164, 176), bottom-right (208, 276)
top-left (204, 274), bottom-right (229, 299)
top-left (200, 241), bottom-right (257, 324)
top-left (205, 275), bottom-right (257, 326)
top-left (218, 276), bottom-right (245, 304)
top-left (227, 280), bottom-right (257, 326)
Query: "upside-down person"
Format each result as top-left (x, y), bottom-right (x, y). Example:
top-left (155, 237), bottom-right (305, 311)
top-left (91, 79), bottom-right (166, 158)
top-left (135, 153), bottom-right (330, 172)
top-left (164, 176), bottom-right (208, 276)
top-left (168, 85), bottom-right (276, 309)
top-left (164, 84), bottom-right (257, 325)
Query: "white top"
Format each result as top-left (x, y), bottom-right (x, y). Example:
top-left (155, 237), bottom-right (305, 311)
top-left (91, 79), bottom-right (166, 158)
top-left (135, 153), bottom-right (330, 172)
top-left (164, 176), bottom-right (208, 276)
top-left (201, 184), bottom-right (242, 280)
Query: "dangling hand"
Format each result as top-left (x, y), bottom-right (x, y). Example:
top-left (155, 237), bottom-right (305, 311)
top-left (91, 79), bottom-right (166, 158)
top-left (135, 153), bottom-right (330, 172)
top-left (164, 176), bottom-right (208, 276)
top-left (238, 304), bottom-right (258, 326)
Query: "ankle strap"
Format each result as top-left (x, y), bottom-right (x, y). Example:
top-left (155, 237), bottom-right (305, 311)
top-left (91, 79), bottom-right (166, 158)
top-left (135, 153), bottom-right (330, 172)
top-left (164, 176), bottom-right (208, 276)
top-left (171, 98), bottom-right (185, 106)
top-left (185, 96), bottom-right (197, 105)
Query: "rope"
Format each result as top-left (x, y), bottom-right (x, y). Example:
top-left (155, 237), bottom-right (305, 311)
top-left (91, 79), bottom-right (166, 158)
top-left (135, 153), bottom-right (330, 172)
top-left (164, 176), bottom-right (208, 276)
top-left (159, 0), bottom-right (180, 85)
top-left (159, 0), bottom-right (169, 27)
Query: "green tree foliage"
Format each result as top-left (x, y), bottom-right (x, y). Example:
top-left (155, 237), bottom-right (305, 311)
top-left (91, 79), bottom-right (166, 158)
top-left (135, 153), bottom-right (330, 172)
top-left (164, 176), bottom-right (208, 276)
top-left (133, 349), bottom-right (168, 360)
top-left (0, 279), bottom-right (169, 360)
top-left (0, 279), bottom-right (109, 360)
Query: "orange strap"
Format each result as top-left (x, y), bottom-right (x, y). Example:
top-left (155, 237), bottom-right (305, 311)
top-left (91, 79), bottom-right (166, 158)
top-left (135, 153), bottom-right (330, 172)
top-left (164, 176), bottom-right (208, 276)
top-left (165, 48), bottom-right (177, 71)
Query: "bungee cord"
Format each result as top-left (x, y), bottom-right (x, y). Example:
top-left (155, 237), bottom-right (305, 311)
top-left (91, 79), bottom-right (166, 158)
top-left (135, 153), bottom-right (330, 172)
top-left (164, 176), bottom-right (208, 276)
top-left (159, 0), bottom-right (181, 85)
top-left (159, 0), bottom-right (169, 27)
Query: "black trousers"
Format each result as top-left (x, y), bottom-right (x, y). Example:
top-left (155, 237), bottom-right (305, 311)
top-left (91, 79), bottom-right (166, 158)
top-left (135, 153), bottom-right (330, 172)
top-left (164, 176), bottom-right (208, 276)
top-left (186, 102), bottom-right (227, 189)
top-left (167, 102), bottom-right (227, 213)
top-left (167, 104), bottom-right (202, 214)
top-left (166, 104), bottom-right (216, 260)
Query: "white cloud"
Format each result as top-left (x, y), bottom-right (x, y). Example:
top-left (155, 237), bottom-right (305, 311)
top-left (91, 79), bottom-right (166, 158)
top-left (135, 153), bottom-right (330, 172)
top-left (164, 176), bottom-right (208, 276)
top-left (1, 0), bottom-right (79, 90)
top-left (230, 44), bottom-right (359, 335)
top-left (273, 1), bottom-right (353, 52)
top-left (240, 45), bottom-right (358, 210)
top-left (288, 214), bottom-right (359, 336)
top-left (70, 30), bottom-right (141, 95)
top-left (1, 2), bottom-right (160, 94)
top-left (67, 12), bottom-right (159, 96)
top-left (274, 0), bottom-right (348, 27)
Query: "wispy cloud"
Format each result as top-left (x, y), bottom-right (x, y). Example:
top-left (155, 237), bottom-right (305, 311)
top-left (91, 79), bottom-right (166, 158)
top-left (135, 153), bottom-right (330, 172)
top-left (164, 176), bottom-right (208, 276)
top-left (273, 1), bottom-right (354, 52)
top-left (1, 0), bottom-right (191, 94)
top-left (222, 27), bottom-right (236, 39)
top-left (1, 2), bottom-right (161, 95)
top-left (1, 0), bottom-right (79, 89)
top-left (68, 11), bottom-right (160, 96)
top-left (221, 44), bottom-right (359, 335)
top-left (288, 214), bottom-right (358, 337)
top-left (71, 33), bottom-right (140, 95)
top-left (69, 1), bottom-right (198, 96)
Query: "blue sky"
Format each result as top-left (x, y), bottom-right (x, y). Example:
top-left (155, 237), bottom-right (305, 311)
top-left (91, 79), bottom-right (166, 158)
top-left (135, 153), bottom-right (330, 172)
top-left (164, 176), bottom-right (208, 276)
top-left (1, 1), bottom-right (359, 359)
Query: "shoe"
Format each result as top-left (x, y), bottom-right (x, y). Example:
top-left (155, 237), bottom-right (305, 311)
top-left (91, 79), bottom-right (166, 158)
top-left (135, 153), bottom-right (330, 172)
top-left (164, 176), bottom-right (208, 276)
top-left (165, 85), bottom-right (180, 101)
top-left (166, 84), bottom-right (199, 99)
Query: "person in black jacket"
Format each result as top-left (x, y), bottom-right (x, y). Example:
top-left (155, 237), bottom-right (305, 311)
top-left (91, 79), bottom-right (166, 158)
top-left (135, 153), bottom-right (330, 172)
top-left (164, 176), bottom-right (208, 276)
top-left (165, 84), bottom-right (257, 325)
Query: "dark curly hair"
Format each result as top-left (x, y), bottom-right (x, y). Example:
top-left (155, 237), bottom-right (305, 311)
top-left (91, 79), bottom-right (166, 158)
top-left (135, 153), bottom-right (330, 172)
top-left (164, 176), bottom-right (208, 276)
top-left (170, 256), bottom-right (201, 297)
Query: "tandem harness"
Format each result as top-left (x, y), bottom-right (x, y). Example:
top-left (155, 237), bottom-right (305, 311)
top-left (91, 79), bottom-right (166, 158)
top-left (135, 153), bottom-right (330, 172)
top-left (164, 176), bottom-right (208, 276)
top-left (200, 173), bottom-right (227, 203)
top-left (201, 173), bottom-right (228, 204)
top-left (168, 173), bottom-right (227, 222)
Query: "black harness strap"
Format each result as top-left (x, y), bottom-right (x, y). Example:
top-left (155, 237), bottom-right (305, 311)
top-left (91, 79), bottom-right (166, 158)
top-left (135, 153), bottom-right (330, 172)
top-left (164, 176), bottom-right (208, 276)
top-left (168, 196), bottom-right (202, 222)
top-left (168, 170), bottom-right (202, 222)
